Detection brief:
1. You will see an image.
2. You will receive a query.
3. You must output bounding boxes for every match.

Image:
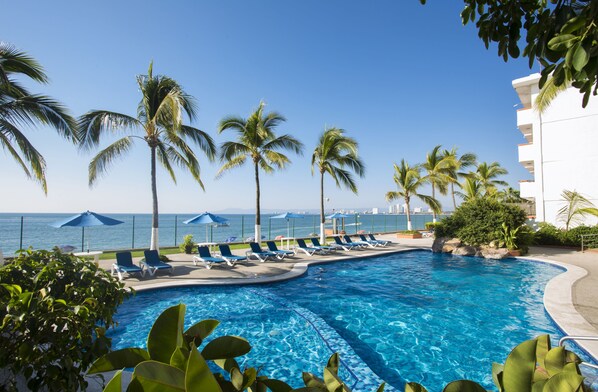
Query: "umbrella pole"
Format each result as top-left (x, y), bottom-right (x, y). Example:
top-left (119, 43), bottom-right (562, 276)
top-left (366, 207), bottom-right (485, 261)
top-left (286, 220), bottom-right (290, 238)
top-left (81, 227), bottom-right (85, 251)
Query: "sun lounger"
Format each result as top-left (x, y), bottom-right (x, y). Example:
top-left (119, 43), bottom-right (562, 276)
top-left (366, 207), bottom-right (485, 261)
top-left (368, 234), bottom-right (392, 246)
top-left (246, 242), bottom-right (277, 262)
top-left (265, 241), bottom-right (294, 260)
top-left (343, 235), bottom-right (369, 248)
top-left (332, 236), bottom-right (358, 251)
top-left (194, 246), bottom-right (228, 269)
top-left (111, 251), bottom-right (145, 281)
top-left (140, 250), bottom-right (174, 276)
top-left (295, 238), bottom-right (328, 255)
top-left (358, 234), bottom-right (381, 248)
top-left (218, 244), bottom-right (247, 266)
top-left (310, 238), bottom-right (336, 252)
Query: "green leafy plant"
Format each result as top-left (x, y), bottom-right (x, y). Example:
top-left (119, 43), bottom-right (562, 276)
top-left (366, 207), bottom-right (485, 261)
top-left (0, 248), bottom-right (129, 391)
top-left (491, 334), bottom-right (589, 392)
top-left (88, 303), bottom-right (291, 391)
top-left (424, 222), bottom-right (440, 231)
top-left (399, 230), bottom-right (421, 235)
top-left (498, 223), bottom-right (520, 250)
top-left (435, 198), bottom-right (527, 246)
top-left (180, 234), bottom-right (195, 254)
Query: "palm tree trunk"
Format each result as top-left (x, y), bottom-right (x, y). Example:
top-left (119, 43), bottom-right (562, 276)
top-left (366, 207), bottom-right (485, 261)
top-left (405, 197), bottom-right (412, 231)
top-left (320, 171), bottom-right (325, 243)
top-left (254, 162), bottom-right (261, 241)
top-left (431, 184), bottom-right (437, 223)
top-left (451, 182), bottom-right (457, 210)
top-left (150, 146), bottom-right (159, 251)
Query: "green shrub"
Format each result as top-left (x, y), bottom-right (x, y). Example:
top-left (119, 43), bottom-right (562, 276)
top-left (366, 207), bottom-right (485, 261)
top-left (0, 248), bottom-right (130, 391)
top-left (533, 222), bottom-right (563, 246)
top-left (424, 222), bottom-right (440, 231)
top-left (563, 225), bottom-right (598, 247)
top-left (435, 198), bottom-right (527, 246)
top-left (179, 234), bottom-right (195, 254)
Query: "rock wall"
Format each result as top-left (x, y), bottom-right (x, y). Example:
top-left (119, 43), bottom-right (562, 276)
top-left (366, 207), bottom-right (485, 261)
top-left (432, 237), bottom-right (512, 259)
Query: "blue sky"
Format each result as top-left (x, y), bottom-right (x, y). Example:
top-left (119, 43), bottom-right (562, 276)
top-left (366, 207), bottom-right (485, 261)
top-left (2, 0), bottom-right (539, 214)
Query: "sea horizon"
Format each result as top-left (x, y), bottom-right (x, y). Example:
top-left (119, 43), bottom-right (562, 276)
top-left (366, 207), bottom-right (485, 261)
top-left (0, 212), bottom-right (442, 256)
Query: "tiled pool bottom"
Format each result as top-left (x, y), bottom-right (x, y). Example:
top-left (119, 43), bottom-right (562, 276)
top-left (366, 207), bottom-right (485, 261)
top-left (110, 251), bottom-right (598, 391)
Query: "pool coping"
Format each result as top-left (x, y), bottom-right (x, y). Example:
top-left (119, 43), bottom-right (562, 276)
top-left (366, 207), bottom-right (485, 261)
top-left (515, 255), bottom-right (598, 362)
top-left (128, 248), bottom-right (598, 374)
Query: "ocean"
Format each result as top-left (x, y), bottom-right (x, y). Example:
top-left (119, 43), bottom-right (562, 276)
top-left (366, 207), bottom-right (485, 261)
top-left (0, 212), bottom-right (439, 256)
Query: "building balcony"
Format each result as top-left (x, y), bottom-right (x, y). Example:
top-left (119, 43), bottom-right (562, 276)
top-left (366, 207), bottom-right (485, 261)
top-left (518, 143), bottom-right (535, 163)
top-left (519, 180), bottom-right (537, 198)
top-left (517, 108), bottom-right (534, 129)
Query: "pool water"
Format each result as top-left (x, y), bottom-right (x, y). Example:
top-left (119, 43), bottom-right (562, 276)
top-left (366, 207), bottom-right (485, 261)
top-left (108, 250), bottom-right (583, 391)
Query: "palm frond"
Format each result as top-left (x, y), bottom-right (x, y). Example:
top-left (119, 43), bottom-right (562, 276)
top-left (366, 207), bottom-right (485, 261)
top-left (77, 111), bottom-right (140, 151)
top-left (218, 115), bottom-right (247, 134)
top-left (415, 193), bottom-right (441, 213)
top-left (179, 125), bottom-right (216, 161)
top-left (0, 119), bottom-right (47, 193)
top-left (219, 141), bottom-right (251, 162)
top-left (88, 137), bottom-right (133, 186)
top-left (215, 155), bottom-right (247, 178)
top-left (0, 43), bottom-right (48, 85)
top-left (535, 75), bottom-right (569, 114)
top-left (329, 165), bottom-right (358, 194)
top-left (262, 150), bottom-right (291, 170)
top-left (156, 143), bottom-right (178, 184)
top-left (263, 134), bottom-right (304, 155)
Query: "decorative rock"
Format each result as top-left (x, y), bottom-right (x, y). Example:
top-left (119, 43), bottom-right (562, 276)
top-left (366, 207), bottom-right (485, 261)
top-left (432, 237), bottom-right (447, 253)
top-left (480, 247), bottom-right (510, 259)
top-left (442, 238), bottom-right (462, 253)
top-left (453, 246), bottom-right (477, 256)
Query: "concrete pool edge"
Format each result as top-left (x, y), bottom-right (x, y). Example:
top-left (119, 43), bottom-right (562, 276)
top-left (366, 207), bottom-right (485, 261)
top-left (517, 255), bottom-right (598, 362)
top-left (130, 247), bottom-right (421, 292)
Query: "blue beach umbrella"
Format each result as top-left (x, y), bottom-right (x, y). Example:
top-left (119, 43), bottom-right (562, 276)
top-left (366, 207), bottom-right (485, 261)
top-left (183, 212), bottom-right (229, 242)
top-left (270, 212), bottom-right (304, 238)
top-left (50, 211), bottom-right (124, 251)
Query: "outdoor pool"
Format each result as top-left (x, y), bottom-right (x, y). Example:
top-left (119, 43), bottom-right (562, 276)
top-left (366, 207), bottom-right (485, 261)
top-left (108, 250), bottom-right (583, 391)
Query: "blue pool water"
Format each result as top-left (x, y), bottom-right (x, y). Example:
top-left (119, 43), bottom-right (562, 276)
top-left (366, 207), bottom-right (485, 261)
top-left (109, 250), bottom-right (582, 391)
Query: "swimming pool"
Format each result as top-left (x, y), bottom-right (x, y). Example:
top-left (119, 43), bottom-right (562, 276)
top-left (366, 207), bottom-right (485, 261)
top-left (108, 250), bottom-right (580, 390)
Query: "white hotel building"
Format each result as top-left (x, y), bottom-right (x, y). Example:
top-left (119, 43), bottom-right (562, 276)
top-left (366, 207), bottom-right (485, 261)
top-left (512, 73), bottom-right (598, 227)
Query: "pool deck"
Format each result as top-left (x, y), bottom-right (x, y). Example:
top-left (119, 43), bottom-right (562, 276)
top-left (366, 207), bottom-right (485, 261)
top-left (100, 236), bottom-right (598, 361)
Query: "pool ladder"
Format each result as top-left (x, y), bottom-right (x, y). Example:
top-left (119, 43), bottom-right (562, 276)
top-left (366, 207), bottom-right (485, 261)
top-left (559, 336), bottom-right (598, 370)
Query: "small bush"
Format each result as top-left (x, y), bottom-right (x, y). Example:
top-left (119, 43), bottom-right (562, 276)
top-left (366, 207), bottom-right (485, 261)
top-left (424, 222), bottom-right (440, 231)
top-left (533, 222), bottom-right (563, 246)
top-left (0, 249), bottom-right (129, 391)
top-left (435, 198), bottom-right (527, 246)
top-left (179, 234), bottom-right (195, 254)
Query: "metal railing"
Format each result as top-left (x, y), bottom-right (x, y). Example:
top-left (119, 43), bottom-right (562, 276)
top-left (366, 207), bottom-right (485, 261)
top-left (559, 336), bottom-right (598, 369)
top-left (581, 234), bottom-right (598, 252)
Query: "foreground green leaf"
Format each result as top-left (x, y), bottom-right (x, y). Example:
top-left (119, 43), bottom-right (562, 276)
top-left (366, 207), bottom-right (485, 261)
top-left (88, 348), bottom-right (150, 374)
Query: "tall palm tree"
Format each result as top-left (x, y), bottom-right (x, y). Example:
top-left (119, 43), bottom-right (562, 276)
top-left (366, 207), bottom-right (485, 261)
top-left (475, 161), bottom-right (508, 196)
top-left (442, 147), bottom-right (477, 210)
top-left (557, 189), bottom-right (598, 230)
top-left (217, 101), bottom-right (303, 242)
top-left (311, 127), bottom-right (365, 243)
top-left (422, 145), bottom-right (452, 222)
top-left (0, 43), bottom-right (77, 193)
top-left (386, 160), bottom-right (440, 231)
top-left (455, 177), bottom-right (484, 202)
top-left (78, 62), bottom-right (216, 251)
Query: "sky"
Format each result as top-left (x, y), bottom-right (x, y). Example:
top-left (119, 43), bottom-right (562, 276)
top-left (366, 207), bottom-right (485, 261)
top-left (1, 0), bottom-right (544, 214)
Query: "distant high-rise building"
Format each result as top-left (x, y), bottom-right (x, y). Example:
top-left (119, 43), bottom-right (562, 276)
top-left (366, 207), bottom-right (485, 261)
top-left (414, 207), bottom-right (422, 213)
top-left (372, 208), bottom-right (379, 214)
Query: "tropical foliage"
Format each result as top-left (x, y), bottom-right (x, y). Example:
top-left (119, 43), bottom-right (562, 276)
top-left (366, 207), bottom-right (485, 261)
top-left (556, 189), bottom-right (598, 230)
top-left (386, 160), bottom-right (439, 231)
top-left (77, 62), bottom-right (216, 250)
top-left (217, 101), bottom-right (303, 242)
top-left (312, 127), bottom-right (365, 242)
top-left (419, 0), bottom-right (598, 107)
top-left (0, 43), bottom-right (77, 194)
top-left (534, 222), bottom-right (598, 248)
top-left (422, 145), bottom-right (453, 222)
top-left (435, 197), bottom-right (527, 246)
top-left (475, 161), bottom-right (508, 196)
top-left (442, 147), bottom-right (477, 209)
top-left (0, 248), bottom-right (129, 391)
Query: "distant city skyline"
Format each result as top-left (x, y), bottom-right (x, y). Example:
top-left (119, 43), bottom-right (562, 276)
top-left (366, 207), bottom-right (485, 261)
top-left (1, 1), bottom-right (563, 214)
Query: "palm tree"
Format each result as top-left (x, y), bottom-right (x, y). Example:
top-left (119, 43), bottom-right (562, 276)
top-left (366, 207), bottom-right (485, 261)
top-left (0, 43), bottom-right (77, 193)
top-left (386, 160), bottom-right (440, 231)
top-left (311, 127), bottom-right (365, 243)
top-left (422, 145), bottom-right (452, 222)
top-left (217, 101), bottom-right (303, 242)
top-left (78, 62), bottom-right (216, 251)
top-left (475, 161), bottom-right (508, 196)
top-left (455, 177), bottom-right (484, 202)
top-left (557, 189), bottom-right (598, 230)
top-left (442, 147), bottom-right (477, 210)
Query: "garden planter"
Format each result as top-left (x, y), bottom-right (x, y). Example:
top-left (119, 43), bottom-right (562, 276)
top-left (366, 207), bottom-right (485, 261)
top-left (397, 232), bottom-right (423, 239)
top-left (508, 249), bottom-right (522, 256)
